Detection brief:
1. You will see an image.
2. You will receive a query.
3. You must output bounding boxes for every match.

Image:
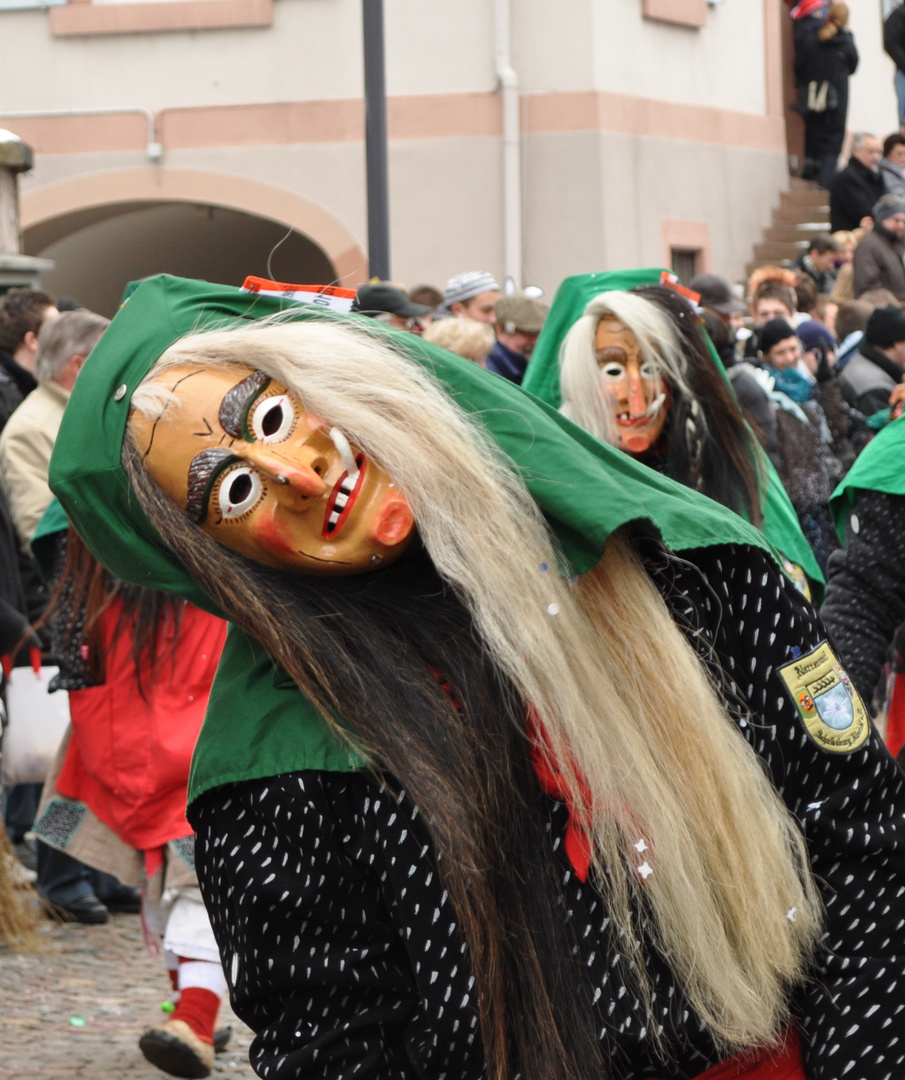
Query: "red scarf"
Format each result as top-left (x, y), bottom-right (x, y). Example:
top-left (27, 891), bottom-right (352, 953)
top-left (684, 1028), bottom-right (804, 1080)
top-left (529, 713), bottom-right (594, 881)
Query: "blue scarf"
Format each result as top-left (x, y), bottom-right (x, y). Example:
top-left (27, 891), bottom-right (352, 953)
top-left (764, 364), bottom-right (812, 404)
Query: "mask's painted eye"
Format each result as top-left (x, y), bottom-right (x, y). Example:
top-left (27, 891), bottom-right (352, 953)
top-left (250, 394), bottom-right (294, 443)
top-left (218, 466), bottom-right (262, 519)
top-left (640, 361), bottom-right (661, 381)
top-left (599, 361), bottom-right (626, 382)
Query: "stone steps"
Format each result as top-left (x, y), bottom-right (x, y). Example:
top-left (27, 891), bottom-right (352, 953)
top-left (746, 178), bottom-right (831, 279)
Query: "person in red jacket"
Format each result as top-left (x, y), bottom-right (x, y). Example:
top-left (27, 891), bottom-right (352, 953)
top-left (33, 526), bottom-right (229, 1079)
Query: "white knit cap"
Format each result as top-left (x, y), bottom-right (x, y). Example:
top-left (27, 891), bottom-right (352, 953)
top-left (444, 271), bottom-right (500, 306)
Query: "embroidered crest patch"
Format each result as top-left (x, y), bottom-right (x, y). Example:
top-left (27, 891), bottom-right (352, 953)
top-left (779, 641), bottom-right (869, 753)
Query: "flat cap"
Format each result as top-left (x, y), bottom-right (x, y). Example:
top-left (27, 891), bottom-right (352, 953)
top-left (688, 273), bottom-right (747, 316)
top-left (495, 293), bottom-right (550, 334)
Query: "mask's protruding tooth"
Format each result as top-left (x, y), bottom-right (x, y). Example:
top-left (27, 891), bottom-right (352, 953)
top-left (647, 393), bottom-right (667, 417)
top-left (329, 427), bottom-right (359, 484)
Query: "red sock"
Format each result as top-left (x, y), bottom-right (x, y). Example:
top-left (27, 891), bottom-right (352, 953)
top-left (167, 968), bottom-right (179, 994)
top-left (170, 987), bottom-right (219, 1045)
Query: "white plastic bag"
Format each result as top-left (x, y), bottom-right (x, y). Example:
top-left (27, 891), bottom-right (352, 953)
top-left (1, 666), bottom-right (70, 785)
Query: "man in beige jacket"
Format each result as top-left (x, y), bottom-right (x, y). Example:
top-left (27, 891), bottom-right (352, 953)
top-left (0, 309), bottom-right (108, 548)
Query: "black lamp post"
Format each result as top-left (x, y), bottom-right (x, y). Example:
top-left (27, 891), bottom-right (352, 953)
top-left (362, 0), bottom-right (390, 281)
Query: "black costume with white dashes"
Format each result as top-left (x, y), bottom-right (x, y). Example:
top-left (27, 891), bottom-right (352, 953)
top-left (192, 544), bottom-right (905, 1080)
top-left (822, 489), bottom-right (905, 704)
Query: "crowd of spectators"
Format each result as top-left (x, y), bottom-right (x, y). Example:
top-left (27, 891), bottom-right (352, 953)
top-left (303, 240), bottom-right (905, 603)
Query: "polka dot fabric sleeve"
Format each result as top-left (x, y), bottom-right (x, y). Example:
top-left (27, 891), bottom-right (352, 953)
top-left (652, 543), bottom-right (905, 1080)
top-left (191, 776), bottom-right (423, 1080)
top-left (821, 490), bottom-right (905, 705)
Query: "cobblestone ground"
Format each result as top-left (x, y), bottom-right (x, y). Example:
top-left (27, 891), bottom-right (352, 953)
top-left (1, 911), bottom-right (255, 1079)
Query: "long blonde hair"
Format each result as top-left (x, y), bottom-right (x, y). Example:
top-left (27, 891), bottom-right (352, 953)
top-left (127, 317), bottom-right (822, 1070)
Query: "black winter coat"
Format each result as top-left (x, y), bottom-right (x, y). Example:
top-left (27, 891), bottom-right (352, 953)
top-left (793, 15), bottom-right (857, 106)
top-left (830, 156), bottom-right (885, 232)
top-left (884, 6), bottom-right (905, 75)
top-left (0, 347), bottom-right (36, 436)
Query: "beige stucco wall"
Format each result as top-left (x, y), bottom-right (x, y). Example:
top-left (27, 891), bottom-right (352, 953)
top-left (521, 131), bottom-right (787, 293)
top-left (1, 0), bottom-right (773, 110)
top-left (847, 3), bottom-right (899, 139)
top-left (589, 2), bottom-right (768, 114)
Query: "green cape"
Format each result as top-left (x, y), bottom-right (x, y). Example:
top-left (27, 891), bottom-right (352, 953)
top-left (830, 414), bottom-right (905, 540)
top-left (49, 274), bottom-right (775, 804)
top-left (522, 269), bottom-right (824, 593)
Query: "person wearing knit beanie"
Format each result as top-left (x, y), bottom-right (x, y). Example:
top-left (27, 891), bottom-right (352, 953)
top-left (837, 303), bottom-right (905, 419)
top-left (853, 195), bottom-right (905, 301)
top-left (442, 271), bottom-right (501, 324)
top-left (758, 318), bottom-right (799, 364)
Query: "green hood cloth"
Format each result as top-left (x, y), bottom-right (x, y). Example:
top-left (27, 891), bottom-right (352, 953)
top-left (830, 414), bottom-right (905, 541)
top-left (522, 269), bottom-right (824, 595)
top-left (49, 274), bottom-right (777, 805)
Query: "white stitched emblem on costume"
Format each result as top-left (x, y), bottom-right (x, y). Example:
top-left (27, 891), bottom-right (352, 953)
top-left (778, 641), bottom-right (869, 754)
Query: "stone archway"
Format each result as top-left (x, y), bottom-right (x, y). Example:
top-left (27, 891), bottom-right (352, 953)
top-left (20, 168), bottom-right (368, 317)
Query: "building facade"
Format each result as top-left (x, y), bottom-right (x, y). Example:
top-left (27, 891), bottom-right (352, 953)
top-left (0, 0), bottom-right (898, 314)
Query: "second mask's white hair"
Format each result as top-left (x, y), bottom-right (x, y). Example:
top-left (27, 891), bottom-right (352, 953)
top-left (558, 291), bottom-right (694, 444)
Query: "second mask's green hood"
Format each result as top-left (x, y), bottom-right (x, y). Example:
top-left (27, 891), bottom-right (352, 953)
top-left (521, 268), bottom-right (823, 593)
top-left (522, 268), bottom-right (664, 406)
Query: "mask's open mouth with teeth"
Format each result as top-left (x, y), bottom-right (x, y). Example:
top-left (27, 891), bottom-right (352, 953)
top-left (323, 455), bottom-right (366, 538)
top-left (615, 392), bottom-right (667, 426)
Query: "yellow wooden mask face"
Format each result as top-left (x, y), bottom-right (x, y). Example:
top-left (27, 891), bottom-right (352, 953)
top-left (131, 364), bottom-right (415, 575)
top-left (595, 316), bottom-right (668, 455)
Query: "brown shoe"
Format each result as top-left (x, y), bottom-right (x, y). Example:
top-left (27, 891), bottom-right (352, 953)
top-left (138, 1018), bottom-right (214, 1078)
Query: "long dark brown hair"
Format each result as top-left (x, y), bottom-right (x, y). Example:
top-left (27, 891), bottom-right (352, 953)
top-left (45, 528), bottom-right (184, 693)
top-left (631, 285), bottom-right (765, 526)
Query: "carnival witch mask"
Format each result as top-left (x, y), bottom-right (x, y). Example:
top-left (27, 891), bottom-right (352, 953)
top-left (595, 316), bottom-right (668, 455)
top-left (130, 363), bottom-right (415, 575)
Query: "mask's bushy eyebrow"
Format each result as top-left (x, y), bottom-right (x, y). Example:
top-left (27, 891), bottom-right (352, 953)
top-left (186, 447), bottom-right (237, 523)
top-left (219, 369), bottom-right (271, 438)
